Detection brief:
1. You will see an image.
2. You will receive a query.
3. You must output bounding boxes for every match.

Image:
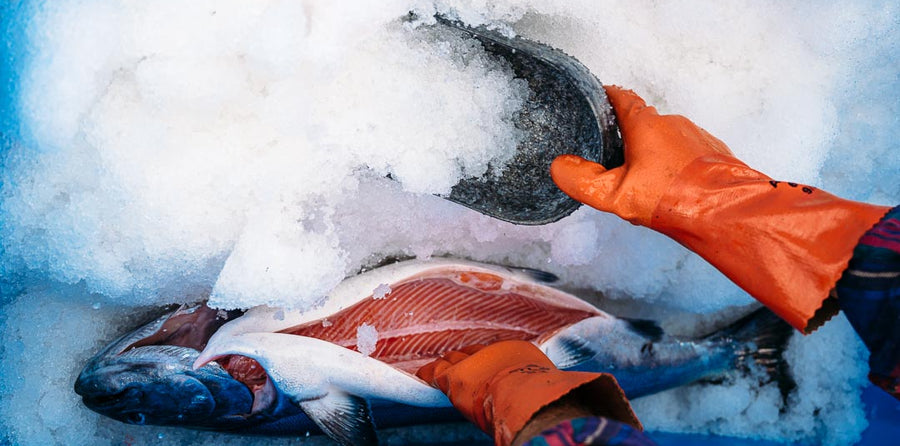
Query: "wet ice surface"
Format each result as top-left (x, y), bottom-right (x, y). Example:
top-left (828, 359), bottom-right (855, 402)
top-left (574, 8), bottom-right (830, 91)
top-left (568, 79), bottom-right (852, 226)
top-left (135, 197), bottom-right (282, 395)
top-left (1, 1), bottom-right (899, 445)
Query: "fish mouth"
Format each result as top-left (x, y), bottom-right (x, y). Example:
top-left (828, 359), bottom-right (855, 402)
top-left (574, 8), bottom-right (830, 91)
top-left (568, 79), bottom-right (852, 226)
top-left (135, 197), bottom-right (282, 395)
top-left (118, 303), bottom-right (243, 354)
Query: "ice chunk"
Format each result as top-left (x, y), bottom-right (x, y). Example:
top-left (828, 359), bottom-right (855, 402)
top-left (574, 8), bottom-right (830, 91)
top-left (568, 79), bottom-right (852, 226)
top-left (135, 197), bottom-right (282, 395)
top-left (356, 323), bottom-right (379, 357)
top-left (373, 283), bottom-right (392, 300)
top-left (208, 211), bottom-right (348, 310)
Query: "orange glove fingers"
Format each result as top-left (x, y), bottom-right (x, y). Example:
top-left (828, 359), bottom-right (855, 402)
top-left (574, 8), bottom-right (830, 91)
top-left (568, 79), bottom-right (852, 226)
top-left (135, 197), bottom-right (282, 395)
top-left (605, 86), bottom-right (735, 157)
top-left (553, 85), bottom-right (738, 226)
top-left (550, 154), bottom-right (617, 214)
top-left (416, 345), bottom-right (490, 385)
top-left (458, 344), bottom-right (488, 356)
top-left (603, 85), bottom-right (656, 135)
top-left (415, 341), bottom-right (641, 446)
top-left (442, 350), bottom-right (475, 364)
top-left (415, 359), bottom-right (446, 386)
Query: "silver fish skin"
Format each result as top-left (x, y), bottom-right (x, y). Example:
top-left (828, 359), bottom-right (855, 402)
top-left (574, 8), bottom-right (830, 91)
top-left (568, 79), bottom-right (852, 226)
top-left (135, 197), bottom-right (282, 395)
top-left (76, 259), bottom-right (793, 445)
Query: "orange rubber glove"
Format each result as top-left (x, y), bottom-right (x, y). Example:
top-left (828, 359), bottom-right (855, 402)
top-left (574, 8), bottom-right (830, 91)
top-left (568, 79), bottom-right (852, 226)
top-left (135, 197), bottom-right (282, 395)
top-left (551, 86), bottom-right (890, 333)
top-left (416, 341), bottom-right (640, 446)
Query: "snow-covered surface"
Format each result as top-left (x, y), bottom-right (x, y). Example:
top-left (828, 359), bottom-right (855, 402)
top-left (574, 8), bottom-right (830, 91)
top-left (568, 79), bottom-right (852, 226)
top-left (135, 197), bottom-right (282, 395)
top-left (1, 1), bottom-right (898, 445)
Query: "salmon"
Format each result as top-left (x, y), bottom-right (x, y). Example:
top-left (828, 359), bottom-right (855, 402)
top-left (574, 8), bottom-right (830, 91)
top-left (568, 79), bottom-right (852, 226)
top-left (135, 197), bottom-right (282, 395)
top-left (77, 259), bottom-right (794, 446)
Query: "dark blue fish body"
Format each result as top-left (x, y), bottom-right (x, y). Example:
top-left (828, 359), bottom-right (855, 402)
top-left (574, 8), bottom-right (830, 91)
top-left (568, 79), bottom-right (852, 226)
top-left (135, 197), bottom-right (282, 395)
top-left (563, 332), bottom-right (740, 399)
top-left (543, 309), bottom-right (789, 399)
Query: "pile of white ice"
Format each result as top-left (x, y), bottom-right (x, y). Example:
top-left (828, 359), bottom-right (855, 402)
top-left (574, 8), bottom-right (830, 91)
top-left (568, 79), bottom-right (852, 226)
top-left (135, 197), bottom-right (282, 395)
top-left (1, 1), bottom-right (898, 445)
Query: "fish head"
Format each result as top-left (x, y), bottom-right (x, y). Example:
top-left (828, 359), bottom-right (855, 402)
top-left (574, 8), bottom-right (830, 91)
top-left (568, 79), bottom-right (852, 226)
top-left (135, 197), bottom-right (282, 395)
top-left (74, 303), bottom-right (301, 431)
top-left (75, 346), bottom-right (251, 428)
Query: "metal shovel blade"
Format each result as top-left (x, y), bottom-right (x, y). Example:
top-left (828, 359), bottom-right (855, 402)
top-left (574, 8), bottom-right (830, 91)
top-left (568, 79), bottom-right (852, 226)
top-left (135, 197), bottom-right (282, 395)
top-left (437, 18), bottom-right (624, 225)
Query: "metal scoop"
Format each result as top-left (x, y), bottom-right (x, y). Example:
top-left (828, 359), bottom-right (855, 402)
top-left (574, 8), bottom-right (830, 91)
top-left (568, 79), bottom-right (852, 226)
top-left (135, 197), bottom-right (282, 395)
top-left (437, 17), bottom-right (624, 225)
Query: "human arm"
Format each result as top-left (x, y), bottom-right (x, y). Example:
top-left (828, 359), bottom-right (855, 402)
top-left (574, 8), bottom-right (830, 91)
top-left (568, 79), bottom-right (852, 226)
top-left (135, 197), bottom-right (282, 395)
top-left (516, 401), bottom-right (657, 446)
top-left (835, 205), bottom-right (900, 398)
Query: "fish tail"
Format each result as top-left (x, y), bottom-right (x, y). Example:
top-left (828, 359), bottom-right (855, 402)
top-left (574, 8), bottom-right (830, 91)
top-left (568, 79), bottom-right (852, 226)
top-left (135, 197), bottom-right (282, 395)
top-left (711, 307), bottom-right (796, 401)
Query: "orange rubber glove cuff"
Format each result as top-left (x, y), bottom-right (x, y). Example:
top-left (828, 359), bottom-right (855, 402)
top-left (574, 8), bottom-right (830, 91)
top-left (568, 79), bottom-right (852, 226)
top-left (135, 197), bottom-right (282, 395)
top-left (651, 154), bottom-right (890, 332)
top-left (416, 341), bottom-right (641, 446)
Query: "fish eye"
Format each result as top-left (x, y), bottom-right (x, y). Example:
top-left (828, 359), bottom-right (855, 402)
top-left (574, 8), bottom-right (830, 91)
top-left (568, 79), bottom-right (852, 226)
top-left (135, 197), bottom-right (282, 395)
top-left (126, 412), bottom-right (146, 425)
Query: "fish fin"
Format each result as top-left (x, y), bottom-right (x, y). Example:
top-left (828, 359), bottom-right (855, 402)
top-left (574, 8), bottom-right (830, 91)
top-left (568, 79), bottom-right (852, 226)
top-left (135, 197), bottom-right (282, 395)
top-left (543, 335), bottom-right (596, 369)
top-left (712, 307), bottom-right (797, 404)
top-left (507, 266), bottom-right (559, 284)
top-left (622, 318), bottom-right (664, 341)
top-left (299, 391), bottom-right (378, 446)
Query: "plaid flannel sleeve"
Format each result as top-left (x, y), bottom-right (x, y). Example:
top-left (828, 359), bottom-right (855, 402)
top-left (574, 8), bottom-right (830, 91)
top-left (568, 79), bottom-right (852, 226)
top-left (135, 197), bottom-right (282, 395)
top-left (521, 417), bottom-right (658, 446)
top-left (836, 205), bottom-right (900, 399)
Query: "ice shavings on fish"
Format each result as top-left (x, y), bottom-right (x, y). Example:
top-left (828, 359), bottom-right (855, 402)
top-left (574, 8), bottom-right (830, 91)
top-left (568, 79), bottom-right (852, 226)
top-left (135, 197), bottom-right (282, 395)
top-left (373, 284), bottom-right (392, 300)
top-left (357, 323), bottom-right (379, 357)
